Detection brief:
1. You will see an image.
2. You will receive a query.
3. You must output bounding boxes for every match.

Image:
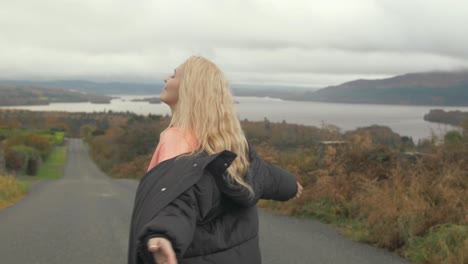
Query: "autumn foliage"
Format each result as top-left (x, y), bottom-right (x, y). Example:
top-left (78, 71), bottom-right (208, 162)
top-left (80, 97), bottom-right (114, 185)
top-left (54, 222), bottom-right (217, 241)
top-left (0, 174), bottom-right (28, 209)
top-left (258, 126), bottom-right (467, 263)
top-left (1, 109), bottom-right (466, 263)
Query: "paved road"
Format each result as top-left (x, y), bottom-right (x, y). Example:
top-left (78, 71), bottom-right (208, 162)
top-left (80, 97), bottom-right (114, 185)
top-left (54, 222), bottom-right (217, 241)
top-left (0, 138), bottom-right (408, 264)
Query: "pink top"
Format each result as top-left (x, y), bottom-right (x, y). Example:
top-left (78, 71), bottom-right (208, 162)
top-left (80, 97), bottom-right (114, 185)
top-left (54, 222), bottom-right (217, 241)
top-left (147, 127), bottom-right (199, 172)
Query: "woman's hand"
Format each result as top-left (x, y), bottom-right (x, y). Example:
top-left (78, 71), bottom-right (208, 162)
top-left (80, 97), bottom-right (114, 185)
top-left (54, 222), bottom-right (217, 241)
top-left (147, 237), bottom-right (177, 264)
top-left (293, 182), bottom-right (303, 200)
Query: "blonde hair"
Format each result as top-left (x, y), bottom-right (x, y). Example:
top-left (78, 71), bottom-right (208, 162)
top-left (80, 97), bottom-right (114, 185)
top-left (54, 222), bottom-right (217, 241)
top-left (169, 56), bottom-right (252, 193)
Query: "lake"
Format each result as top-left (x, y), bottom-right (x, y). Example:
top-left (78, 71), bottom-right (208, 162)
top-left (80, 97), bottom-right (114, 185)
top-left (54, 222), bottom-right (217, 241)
top-left (2, 94), bottom-right (467, 142)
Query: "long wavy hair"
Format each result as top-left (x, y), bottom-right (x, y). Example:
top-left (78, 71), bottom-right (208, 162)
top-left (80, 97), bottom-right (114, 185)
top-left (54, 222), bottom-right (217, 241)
top-left (169, 56), bottom-right (252, 193)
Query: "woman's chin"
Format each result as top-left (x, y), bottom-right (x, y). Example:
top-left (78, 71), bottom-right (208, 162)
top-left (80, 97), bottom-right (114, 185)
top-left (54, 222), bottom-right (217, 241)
top-left (159, 94), bottom-right (166, 103)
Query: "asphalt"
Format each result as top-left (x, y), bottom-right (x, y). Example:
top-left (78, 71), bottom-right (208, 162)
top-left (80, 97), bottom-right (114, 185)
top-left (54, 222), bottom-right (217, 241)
top-left (0, 138), bottom-right (409, 264)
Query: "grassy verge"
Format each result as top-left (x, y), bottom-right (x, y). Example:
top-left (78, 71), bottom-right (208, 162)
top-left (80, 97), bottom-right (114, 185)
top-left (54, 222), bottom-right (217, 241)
top-left (294, 200), bottom-right (370, 242)
top-left (256, 140), bottom-right (467, 264)
top-left (36, 145), bottom-right (67, 180)
top-left (404, 224), bottom-right (468, 264)
top-left (0, 175), bottom-right (33, 209)
top-left (0, 143), bottom-right (68, 210)
top-left (261, 199), bottom-right (467, 264)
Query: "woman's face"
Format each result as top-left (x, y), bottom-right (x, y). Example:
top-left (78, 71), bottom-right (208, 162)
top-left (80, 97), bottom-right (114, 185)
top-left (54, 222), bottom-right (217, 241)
top-left (160, 66), bottom-right (183, 108)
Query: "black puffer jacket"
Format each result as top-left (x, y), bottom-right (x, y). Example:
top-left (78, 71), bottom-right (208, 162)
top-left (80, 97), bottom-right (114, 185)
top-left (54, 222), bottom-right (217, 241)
top-left (128, 147), bottom-right (298, 264)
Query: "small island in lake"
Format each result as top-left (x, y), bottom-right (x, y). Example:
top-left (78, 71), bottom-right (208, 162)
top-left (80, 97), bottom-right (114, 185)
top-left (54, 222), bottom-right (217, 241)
top-left (130, 97), bottom-right (161, 104)
top-left (424, 109), bottom-right (468, 126)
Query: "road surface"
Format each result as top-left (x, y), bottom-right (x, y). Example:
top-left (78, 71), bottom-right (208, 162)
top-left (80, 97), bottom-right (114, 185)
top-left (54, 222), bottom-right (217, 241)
top-left (0, 138), bottom-right (408, 263)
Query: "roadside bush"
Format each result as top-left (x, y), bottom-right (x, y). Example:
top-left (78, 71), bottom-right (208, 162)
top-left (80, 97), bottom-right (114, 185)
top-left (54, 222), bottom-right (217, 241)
top-left (444, 130), bottom-right (463, 146)
top-left (5, 145), bottom-right (40, 175)
top-left (0, 145), bottom-right (5, 174)
top-left (110, 155), bottom-right (151, 179)
top-left (5, 147), bottom-right (27, 171)
top-left (404, 224), bottom-right (468, 264)
top-left (0, 174), bottom-right (28, 209)
top-left (42, 131), bottom-right (65, 146)
top-left (6, 134), bottom-right (52, 161)
top-left (26, 156), bottom-right (40, 176)
top-left (344, 125), bottom-right (402, 148)
top-left (259, 128), bottom-right (467, 264)
top-left (80, 124), bottom-right (96, 143)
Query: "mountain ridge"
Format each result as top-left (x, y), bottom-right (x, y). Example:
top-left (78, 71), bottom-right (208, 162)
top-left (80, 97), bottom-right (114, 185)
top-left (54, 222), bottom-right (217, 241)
top-left (2, 69), bottom-right (468, 106)
top-left (294, 70), bottom-right (468, 106)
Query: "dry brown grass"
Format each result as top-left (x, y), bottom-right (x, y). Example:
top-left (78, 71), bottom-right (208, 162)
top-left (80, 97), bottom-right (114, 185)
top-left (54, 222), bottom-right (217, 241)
top-left (404, 224), bottom-right (468, 264)
top-left (0, 174), bottom-right (28, 209)
top-left (257, 133), bottom-right (468, 263)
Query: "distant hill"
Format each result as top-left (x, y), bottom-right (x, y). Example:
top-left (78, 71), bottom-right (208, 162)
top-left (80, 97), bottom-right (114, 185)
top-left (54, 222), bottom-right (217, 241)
top-left (0, 84), bottom-right (112, 106)
top-left (0, 80), bottom-right (163, 95)
top-left (0, 79), bottom-right (312, 98)
top-left (3, 70), bottom-right (468, 106)
top-left (293, 71), bottom-right (468, 106)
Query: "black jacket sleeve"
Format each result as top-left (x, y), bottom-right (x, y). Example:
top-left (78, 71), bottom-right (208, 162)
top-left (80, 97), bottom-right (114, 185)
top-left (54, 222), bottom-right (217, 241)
top-left (211, 146), bottom-right (298, 207)
top-left (251, 149), bottom-right (298, 201)
top-left (138, 188), bottom-right (197, 263)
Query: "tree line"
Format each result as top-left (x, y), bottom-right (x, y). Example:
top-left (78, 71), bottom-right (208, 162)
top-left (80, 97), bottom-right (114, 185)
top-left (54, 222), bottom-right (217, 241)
top-left (0, 84), bottom-right (112, 106)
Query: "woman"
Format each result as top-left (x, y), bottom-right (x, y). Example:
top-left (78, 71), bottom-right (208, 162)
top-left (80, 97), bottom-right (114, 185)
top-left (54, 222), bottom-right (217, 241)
top-left (128, 56), bottom-right (303, 264)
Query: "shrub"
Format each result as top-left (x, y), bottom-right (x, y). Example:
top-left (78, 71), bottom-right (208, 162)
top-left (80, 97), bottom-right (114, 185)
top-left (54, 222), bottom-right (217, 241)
top-left (110, 155), bottom-right (150, 179)
top-left (5, 146), bottom-right (27, 171)
top-left (258, 128), bottom-right (467, 262)
top-left (26, 156), bottom-right (40, 175)
top-left (5, 145), bottom-right (40, 175)
top-left (405, 224), bottom-right (468, 264)
top-left (444, 130), bottom-right (463, 146)
top-left (80, 124), bottom-right (96, 142)
top-left (54, 132), bottom-right (65, 145)
top-left (7, 134), bottom-right (52, 161)
top-left (0, 174), bottom-right (28, 209)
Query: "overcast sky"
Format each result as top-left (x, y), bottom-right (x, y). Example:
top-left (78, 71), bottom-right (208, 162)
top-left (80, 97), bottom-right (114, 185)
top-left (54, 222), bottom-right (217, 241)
top-left (1, 0), bottom-right (468, 88)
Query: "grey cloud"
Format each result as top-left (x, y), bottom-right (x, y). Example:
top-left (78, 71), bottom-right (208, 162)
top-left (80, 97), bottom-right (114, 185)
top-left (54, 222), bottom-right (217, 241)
top-left (1, 0), bottom-right (468, 87)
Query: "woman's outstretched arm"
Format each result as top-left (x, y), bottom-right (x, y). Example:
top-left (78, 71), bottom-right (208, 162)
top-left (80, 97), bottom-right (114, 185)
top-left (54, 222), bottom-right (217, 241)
top-left (212, 146), bottom-right (301, 207)
top-left (255, 158), bottom-right (298, 201)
